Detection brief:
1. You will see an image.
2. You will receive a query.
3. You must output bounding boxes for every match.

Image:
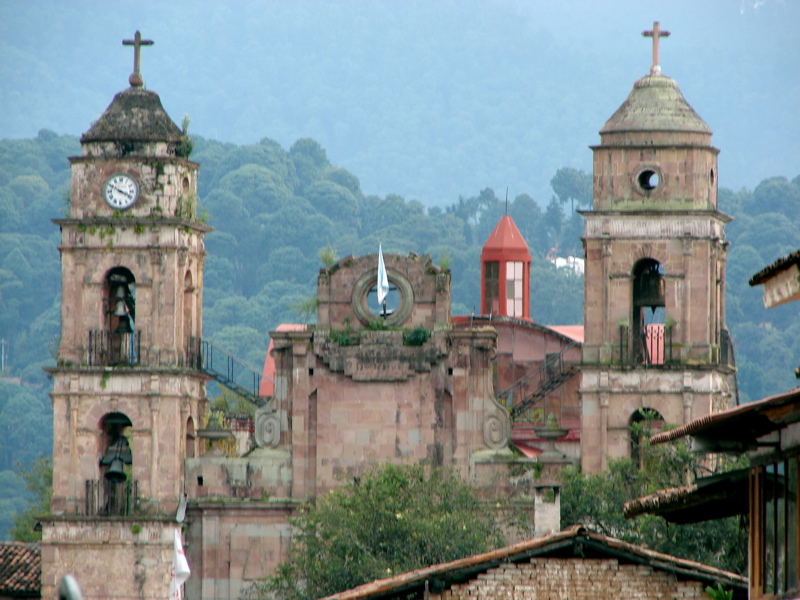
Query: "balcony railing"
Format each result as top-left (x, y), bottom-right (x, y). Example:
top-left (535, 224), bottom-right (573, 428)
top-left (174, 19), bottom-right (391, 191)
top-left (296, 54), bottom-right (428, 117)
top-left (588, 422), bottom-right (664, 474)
top-left (614, 325), bottom-right (735, 367)
top-left (84, 479), bottom-right (138, 516)
top-left (87, 330), bottom-right (141, 366)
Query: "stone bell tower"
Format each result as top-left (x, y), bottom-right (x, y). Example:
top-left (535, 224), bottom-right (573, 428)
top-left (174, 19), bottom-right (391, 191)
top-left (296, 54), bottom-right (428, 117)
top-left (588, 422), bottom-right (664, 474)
top-left (41, 32), bottom-right (210, 600)
top-left (580, 23), bottom-right (737, 473)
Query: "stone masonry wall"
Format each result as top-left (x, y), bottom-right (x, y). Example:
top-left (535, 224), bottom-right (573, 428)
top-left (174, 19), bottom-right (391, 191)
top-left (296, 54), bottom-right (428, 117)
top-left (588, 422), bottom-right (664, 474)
top-left (435, 558), bottom-right (708, 600)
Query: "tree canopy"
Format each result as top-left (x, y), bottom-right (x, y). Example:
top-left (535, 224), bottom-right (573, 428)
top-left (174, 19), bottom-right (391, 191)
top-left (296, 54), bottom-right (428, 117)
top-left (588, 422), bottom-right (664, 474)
top-left (250, 463), bottom-right (504, 600)
top-left (560, 418), bottom-right (748, 576)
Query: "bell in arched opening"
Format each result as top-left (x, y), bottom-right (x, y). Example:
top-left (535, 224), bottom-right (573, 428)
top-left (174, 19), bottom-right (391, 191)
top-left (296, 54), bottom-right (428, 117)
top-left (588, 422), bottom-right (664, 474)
top-left (633, 260), bottom-right (665, 308)
top-left (631, 259), bottom-right (667, 365)
top-left (99, 413), bottom-right (133, 482)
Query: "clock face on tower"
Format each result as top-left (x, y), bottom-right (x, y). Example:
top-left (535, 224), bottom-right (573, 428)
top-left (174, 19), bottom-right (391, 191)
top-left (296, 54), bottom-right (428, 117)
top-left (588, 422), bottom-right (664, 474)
top-left (103, 173), bottom-right (140, 210)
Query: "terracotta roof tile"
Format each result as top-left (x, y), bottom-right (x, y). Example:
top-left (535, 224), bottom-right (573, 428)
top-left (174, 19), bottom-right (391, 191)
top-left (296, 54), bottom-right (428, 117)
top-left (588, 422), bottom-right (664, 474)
top-left (749, 248), bottom-right (800, 286)
top-left (0, 542), bottom-right (40, 598)
top-left (650, 386), bottom-right (800, 445)
top-left (320, 525), bottom-right (745, 600)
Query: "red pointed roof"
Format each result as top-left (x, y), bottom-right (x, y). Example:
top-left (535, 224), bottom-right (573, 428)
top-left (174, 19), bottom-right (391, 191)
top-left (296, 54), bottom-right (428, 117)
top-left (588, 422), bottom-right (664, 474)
top-left (481, 215), bottom-right (531, 261)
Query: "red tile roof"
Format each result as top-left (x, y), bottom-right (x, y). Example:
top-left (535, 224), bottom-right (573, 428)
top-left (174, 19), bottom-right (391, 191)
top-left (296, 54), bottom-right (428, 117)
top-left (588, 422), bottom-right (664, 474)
top-left (650, 386), bottom-right (800, 446)
top-left (749, 248), bottom-right (800, 286)
top-left (260, 323), bottom-right (307, 396)
top-left (320, 525), bottom-right (745, 600)
top-left (0, 542), bottom-right (40, 598)
top-left (482, 215), bottom-right (531, 260)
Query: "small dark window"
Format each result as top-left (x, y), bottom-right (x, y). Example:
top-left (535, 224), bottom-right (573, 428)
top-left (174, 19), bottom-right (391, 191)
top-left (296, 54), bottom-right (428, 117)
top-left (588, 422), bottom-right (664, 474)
top-left (710, 169), bottom-right (715, 184)
top-left (638, 170), bottom-right (660, 190)
top-left (197, 476), bottom-right (204, 486)
top-left (308, 368), bottom-right (314, 376)
top-left (447, 367), bottom-right (454, 376)
top-left (484, 261), bottom-right (499, 314)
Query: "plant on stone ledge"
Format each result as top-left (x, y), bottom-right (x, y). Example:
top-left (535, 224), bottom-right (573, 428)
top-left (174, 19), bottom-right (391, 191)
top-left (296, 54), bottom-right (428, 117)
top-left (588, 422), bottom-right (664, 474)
top-left (403, 326), bottom-right (430, 346)
top-left (329, 317), bottom-right (360, 346)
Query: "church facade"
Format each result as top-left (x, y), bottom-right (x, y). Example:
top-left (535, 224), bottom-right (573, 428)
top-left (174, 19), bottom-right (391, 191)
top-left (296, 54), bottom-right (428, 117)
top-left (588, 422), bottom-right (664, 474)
top-left (39, 23), bottom-right (737, 600)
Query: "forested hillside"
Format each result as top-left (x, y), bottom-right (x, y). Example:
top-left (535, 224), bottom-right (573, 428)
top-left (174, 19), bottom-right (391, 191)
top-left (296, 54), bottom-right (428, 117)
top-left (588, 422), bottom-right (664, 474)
top-left (3, 1), bottom-right (798, 206)
top-left (0, 130), bottom-right (798, 539)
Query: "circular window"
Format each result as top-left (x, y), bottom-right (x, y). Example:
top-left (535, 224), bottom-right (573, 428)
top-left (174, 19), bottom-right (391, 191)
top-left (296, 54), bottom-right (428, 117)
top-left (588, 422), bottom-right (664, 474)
top-left (638, 170), bottom-right (660, 190)
top-left (352, 268), bottom-right (414, 327)
top-left (367, 284), bottom-right (401, 318)
top-left (634, 166), bottom-right (664, 195)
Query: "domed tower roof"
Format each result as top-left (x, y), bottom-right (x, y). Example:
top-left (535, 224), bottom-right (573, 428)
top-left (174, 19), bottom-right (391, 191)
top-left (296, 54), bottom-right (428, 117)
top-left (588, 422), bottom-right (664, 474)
top-left (599, 21), bottom-right (712, 147)
top-left (80, 30), bottom-right (182, 145)
top-left (81, 87), bottom-right (183, 143)
top-left (599, 74), bottom-right (711, 137)
top-left (481, 215), bottom-right (531, 261)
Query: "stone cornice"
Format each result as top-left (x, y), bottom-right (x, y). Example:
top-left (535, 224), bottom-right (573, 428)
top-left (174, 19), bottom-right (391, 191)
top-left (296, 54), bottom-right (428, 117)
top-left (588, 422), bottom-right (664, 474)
top-left (53, 216), bottom-right (213, 233)
top-left (582, 213), bottom-right (730, 239)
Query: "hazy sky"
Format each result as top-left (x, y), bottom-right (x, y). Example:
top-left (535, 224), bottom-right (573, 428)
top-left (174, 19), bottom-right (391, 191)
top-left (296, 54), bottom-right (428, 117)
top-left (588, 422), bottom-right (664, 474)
top-left (2, 0), bottom-right (797, 205)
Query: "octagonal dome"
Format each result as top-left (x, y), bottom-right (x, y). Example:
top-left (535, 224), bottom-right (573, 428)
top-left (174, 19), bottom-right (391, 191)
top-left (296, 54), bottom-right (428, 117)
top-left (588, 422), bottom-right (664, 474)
top-left (600, 74), bottom-right (711, 137)
top-left (81, 87), bottom-right (182, 143)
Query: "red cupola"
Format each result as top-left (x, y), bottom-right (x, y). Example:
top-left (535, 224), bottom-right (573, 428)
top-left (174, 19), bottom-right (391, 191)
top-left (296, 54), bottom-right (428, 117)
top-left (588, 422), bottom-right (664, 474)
top-left (480, 215), bottom-right (532, 321)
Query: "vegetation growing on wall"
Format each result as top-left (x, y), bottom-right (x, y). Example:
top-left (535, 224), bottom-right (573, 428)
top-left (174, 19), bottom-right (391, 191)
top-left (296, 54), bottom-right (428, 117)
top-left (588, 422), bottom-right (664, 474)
top-left (0, 129), bottom-right (797, 543)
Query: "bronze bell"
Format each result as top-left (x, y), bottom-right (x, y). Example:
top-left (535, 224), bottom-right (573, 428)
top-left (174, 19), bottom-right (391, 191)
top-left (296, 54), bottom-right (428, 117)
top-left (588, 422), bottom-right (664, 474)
top-left (115, 315), bottom-right (133, 334)
top-left (105, 458), bottom-right (127, 482)
top-left (634, 269), bottom-right (665, 307)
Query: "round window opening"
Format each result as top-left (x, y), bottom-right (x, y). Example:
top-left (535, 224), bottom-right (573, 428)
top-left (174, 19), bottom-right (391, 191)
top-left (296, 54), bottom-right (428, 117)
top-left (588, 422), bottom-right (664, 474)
top-left (638, 169), bottom-right (660, 191)
top-left (367, 284), bottom-right (401, 319)
top-left (352, 269), bottom-right (414, 327)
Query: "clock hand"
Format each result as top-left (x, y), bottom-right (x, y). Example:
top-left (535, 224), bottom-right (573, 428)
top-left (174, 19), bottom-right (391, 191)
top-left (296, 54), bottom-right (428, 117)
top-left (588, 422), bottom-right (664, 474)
top-left (109, 185), bottom-right (133, 199)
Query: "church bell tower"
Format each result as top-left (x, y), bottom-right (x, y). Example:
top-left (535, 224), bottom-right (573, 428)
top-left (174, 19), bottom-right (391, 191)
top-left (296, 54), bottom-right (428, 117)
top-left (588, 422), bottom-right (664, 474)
top-left (579, 23), bottom-right (737, 472)
top-left (42, 32), bottom-right (210, 600)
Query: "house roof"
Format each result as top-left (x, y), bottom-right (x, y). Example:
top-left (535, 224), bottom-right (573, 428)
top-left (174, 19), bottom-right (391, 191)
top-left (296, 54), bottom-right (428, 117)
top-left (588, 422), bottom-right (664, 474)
top-left (623, 468), bottom-right (750, 523)
top-left (547, 325), bottom-right (584, 343)
top-left (0, 542), bottom-right (41, 598)
top-left (260, 324), bottom-right (306, 396)
top-left (450, 315), bottom-right (583, 347)
top-left (649, 386), bottom-right (800, 447)
top-left (320, 525), bottom-right (745, 600)
top-left (749, 248), bottom-right (800, 287)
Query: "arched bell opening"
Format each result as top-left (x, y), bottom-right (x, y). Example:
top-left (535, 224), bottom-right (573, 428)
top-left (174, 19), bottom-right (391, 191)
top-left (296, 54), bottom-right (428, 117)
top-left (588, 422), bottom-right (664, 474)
top-left (96, 412), bottom-right (135, 515)
top-left (100, 267), bottom-right (137, 366)
top-left (631, 259), bottom-right (666, 365)
top-left (629, 408), bottom-right (664, 469)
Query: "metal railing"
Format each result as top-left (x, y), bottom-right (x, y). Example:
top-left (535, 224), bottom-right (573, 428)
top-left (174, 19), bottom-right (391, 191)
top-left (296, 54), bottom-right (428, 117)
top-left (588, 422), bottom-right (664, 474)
top-left (87, 330), bottom-right (141, 366)
top-left (497, 340), bottom-right (581, 420)
top-left (191, 337), bottom-right (269, 406)
top-left (85, 479), bottom-right (137, 516)
top-left (615, 325), bottom-right (735, 367)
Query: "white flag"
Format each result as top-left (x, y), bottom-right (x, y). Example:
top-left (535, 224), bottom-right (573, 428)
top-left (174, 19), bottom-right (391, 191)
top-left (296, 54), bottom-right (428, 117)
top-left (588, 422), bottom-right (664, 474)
top-left (377, 243), bottom-right (389, 306)
top-left (169, 529), bottom-right (191, 600)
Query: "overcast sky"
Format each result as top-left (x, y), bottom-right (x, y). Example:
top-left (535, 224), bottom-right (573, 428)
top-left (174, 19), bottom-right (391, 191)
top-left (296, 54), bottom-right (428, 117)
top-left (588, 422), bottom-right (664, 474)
top-left (2, 0), bottom-right (797, 205)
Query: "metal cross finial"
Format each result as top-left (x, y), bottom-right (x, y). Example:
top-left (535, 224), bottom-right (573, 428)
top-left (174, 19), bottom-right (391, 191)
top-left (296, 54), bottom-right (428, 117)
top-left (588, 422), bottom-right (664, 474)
top-left (122, 30), bottom-right (154, 88)
top-left (642, 21), bottom-right (670, 76)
